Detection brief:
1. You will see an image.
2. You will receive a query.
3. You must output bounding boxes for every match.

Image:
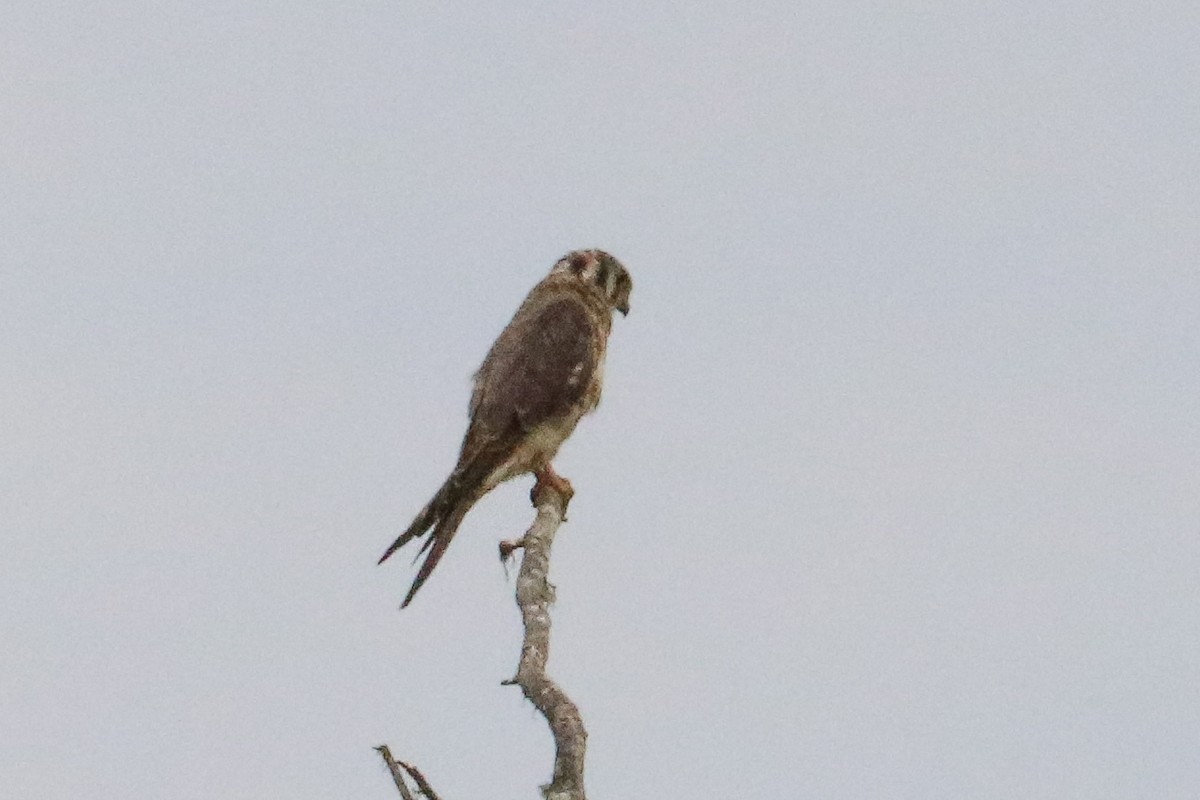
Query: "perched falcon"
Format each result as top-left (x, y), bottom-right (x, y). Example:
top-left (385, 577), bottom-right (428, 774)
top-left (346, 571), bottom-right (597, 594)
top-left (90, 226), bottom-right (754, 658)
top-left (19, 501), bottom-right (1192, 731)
top-left (379, 249), bottom-right (633, 608)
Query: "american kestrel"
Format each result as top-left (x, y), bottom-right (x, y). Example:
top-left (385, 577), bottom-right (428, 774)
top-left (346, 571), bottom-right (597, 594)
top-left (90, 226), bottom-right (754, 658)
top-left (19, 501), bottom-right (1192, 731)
top-left (379, 249), bottom-right (633, 608)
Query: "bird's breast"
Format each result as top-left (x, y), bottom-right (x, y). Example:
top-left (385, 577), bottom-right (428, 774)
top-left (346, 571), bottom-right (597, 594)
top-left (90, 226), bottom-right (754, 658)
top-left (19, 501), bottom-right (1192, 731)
top-left (483, 415), bottom-right (580, 491)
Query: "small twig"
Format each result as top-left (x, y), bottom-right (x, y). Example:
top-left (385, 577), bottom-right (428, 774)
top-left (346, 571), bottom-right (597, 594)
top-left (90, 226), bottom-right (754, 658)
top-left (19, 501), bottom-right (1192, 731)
top-left (508, 480), bottom-right (588, 800)
top-left (498, 536), bottom-right (524, 562)
top-left (398, 760), bottom-right (442, 800)
top-left (375, 745), bottom-right (417, 800)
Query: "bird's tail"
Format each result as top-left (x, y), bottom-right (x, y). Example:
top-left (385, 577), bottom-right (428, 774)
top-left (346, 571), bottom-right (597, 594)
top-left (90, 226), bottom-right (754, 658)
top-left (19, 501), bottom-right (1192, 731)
top-left (378, 466), bottom-right (488, 608)
top-left (377, 475), bottom-right (458, 566)
top-left (397, 492), bottom-right (481, 608)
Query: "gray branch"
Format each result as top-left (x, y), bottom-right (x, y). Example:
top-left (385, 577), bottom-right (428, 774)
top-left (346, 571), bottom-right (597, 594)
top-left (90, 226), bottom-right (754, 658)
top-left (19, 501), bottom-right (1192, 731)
top-left (375, 745), bottom-right (425, 800)
top-left (377, 481), bottom-right (587, 800)
top-left (502, 481), bottom-right (588, 800)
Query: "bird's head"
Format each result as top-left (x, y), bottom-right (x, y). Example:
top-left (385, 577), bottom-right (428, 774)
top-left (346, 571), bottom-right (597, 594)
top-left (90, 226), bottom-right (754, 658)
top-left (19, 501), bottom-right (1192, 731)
top-left (551, 249), bottom-right (633, 316)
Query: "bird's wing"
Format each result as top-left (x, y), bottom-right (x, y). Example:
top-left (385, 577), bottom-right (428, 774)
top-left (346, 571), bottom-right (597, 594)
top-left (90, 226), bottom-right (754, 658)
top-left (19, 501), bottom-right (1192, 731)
top-left (467, 295), bottom-right (599, 456)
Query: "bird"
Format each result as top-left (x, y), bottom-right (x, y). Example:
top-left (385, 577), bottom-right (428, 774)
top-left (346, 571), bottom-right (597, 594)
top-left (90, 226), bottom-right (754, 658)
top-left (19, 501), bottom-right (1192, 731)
top-left (379, 249), bottom-right (633, 608)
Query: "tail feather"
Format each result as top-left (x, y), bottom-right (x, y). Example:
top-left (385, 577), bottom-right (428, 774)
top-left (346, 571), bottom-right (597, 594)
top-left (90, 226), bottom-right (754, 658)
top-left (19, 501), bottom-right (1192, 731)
top-left (378, 477), bottom-right (459, 565)
top-left (399, 493), bottom-right (480, 608)
top-left (380, 451), bottom-right (501, 608)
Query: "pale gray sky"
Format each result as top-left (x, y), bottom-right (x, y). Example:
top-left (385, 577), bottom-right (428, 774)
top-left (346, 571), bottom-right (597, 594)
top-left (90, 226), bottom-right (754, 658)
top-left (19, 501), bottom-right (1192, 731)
top-left (3, 2), bottom-right (1199, 798)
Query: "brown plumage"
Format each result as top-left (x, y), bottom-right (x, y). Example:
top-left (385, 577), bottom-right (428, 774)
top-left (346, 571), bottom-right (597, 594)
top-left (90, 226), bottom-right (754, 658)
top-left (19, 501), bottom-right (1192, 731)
top-left (379, 249), bottom-right (632, 608)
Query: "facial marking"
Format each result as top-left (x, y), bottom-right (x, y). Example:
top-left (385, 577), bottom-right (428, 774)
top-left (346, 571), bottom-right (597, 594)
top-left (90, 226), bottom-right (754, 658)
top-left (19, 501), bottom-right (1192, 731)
top-left (569, 252), bottom-right (592, 274)
top-left (603, 262), bottom-right (620, 299)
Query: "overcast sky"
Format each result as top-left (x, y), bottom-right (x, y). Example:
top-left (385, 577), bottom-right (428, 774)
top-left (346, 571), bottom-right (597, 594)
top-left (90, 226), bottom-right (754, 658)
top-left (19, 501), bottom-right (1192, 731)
top-left (3, 2), bottom-right (1199, 798)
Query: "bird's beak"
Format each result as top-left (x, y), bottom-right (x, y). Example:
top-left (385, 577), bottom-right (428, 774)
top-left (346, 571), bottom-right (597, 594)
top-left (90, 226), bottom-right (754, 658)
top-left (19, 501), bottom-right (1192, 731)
top-left (617, 302), bottom-right (630, 316)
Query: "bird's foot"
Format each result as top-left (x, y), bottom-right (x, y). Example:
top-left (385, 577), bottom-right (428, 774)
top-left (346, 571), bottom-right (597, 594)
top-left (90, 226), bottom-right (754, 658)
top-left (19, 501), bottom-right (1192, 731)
top-left (531, 465), bottom-right (574, 514)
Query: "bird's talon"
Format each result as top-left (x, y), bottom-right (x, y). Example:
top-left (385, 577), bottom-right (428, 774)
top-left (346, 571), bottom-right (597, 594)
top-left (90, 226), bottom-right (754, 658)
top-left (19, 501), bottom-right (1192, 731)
top-left (532, 466), bottom-right (575, 511)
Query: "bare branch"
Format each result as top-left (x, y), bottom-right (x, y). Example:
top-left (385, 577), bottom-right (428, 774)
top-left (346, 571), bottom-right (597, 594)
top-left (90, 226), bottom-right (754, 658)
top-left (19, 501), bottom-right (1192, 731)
top-left (507, 480), bottom-right (588, 800)
top-left (377, 479), bottom-right (588, 799)
top-left (398, 760), bottom-right (443, 800)
top-left (375, 745), bottom-right (417, 800)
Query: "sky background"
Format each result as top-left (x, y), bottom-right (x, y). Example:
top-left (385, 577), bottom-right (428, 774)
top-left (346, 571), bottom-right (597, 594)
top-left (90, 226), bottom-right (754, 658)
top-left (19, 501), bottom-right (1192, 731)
top-left (3, 2), bottom-right (1199, 798)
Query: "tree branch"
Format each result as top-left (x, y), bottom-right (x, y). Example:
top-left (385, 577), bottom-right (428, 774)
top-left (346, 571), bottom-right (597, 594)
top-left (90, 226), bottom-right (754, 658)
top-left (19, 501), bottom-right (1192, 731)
top-left (377, 480), bottom-right (587, 799)
top-left (501, 480), bottom-right (588, 800)
top-left (375, 745), bottom-right (418, 800)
